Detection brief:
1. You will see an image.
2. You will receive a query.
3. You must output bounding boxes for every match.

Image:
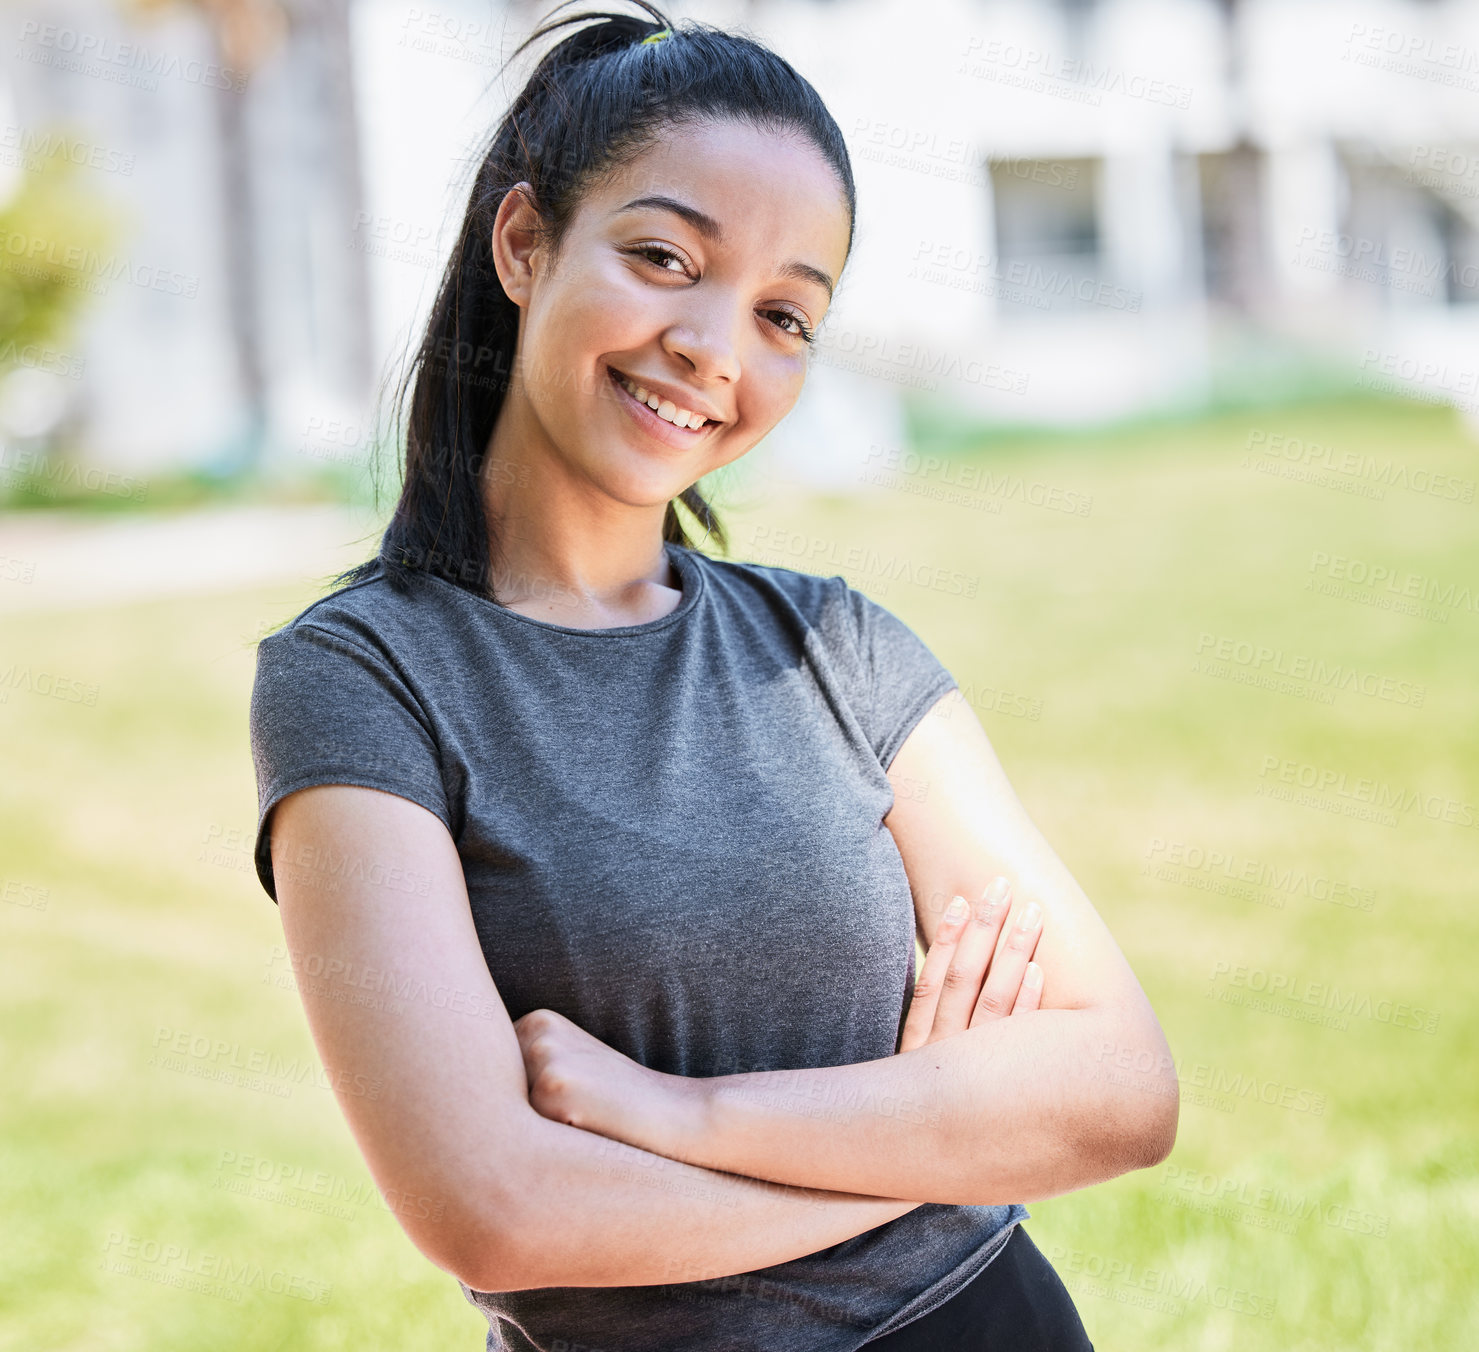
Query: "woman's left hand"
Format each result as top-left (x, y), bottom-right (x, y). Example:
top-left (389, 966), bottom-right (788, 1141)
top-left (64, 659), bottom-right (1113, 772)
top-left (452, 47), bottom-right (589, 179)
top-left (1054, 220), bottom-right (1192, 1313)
top-left (512, 1007), bottom-right (694, 1156)
top-left (897, 877), bottom-right (1044, 1054)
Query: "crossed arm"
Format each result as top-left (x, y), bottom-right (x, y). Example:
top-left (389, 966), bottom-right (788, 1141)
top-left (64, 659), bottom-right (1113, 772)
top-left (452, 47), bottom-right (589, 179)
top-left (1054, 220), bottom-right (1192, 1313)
top-left (516, 687), bottom-right (1179, 1208)
top-left (271, 688), bottom-right (1176, 1292)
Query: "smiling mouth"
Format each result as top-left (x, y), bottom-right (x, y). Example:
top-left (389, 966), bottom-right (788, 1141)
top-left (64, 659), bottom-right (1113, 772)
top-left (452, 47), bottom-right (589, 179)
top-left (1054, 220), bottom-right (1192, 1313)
top-left (606, 364), bottom-right (720, 435)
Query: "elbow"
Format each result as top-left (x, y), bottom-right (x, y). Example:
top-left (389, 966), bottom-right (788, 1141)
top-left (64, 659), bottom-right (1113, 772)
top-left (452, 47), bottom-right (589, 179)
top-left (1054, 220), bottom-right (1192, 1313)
top-left (387, 1184), bottom-right (528, 1295)
top-left (1132, 1088), bottom-right (1180, 1169)
top-left (1099, 1074), bottom-right (1179, 1176)
top-left (450, 1210), bottom-right (538, 1296)
top-left (456, 1244), bottom-right (539, 1297)
top-left (1087, 1006), bottom-right (1179, 1174)
top-left (443, 1128), bottom-right (551, 1295)
top-left (448, 1165), bottom-right (553, 1295)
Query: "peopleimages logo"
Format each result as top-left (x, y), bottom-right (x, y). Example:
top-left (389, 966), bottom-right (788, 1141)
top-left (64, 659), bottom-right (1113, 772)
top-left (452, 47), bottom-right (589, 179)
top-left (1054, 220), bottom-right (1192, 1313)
top-left (148, 1026), bottom-right (383, 1098)
top-left (1356, 348), bottom-right (1479, 403)
top-left (1194, 632), bottom-right (1425, 706)
top-left (1094, 1039), bottom-right (1327, 1116)
top-left (1206, 962), bottom-right (1440, 1035)
top-left (16, 21), bottom-right (247, 91)
top-left (1143, 837), bottom-right (1376, 912)
top-left (1047, 1243), bottom-right (1276, 1319)
top-left (861, 442), bottom-right (1093, 517)
top-left (746, 526), bottom-right (980, 599)
top-left (1307, 550), bottom-right (1479, 614)
top-left (1160, 1166), bottom-right (1390, 1240)
top-left (100, 1230), bottom-right (332, 1302)
top-left (1256, 754), bottom-right (1478, 830)
top-left (1293, 225), bottom-right (1479, 294)
top-left (1244, 429), bottom-right (1474, 504)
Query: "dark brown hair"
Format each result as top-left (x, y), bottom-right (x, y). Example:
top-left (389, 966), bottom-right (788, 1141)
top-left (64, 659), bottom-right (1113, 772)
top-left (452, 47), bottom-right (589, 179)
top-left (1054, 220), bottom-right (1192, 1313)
top-left (334, 0), bottom-right (856, 601)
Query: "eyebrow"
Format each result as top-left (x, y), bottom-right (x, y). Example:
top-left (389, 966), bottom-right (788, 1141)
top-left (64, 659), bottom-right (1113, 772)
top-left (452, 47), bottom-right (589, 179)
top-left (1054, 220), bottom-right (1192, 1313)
top-left (612, 194), bottom-right (834, 301)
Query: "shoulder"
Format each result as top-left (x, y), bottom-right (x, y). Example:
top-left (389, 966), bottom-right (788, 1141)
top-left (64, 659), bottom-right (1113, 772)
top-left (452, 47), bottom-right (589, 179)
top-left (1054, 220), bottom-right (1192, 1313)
top-left (689, 550), bottom-right (853, 631)
top-left (690, 549), bottom-right (944, 671)
top-left (692, 550), bottom-right (933, 657)
top-left (248, 562), bottom-right (447, 788)
top-left (256, 558), bottom-right (442, 660)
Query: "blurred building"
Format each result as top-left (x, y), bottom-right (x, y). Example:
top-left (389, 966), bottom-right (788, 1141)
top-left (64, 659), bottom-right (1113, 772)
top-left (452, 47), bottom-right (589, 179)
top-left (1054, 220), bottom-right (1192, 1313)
top-left (794, 0), bottom-right (1479, 441)
top-left (3, 0), bottom-right (1479, 491)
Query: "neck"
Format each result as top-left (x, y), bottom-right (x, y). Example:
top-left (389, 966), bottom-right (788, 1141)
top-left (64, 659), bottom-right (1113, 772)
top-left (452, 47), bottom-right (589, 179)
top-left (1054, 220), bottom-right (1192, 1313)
top-left (477, 425), bottom-right (682, 627)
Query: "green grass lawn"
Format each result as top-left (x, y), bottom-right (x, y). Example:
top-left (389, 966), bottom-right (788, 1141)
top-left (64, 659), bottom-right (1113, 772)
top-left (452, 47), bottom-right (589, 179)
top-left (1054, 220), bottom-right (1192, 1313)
top-left (2, 395), bottom-right (1475, 1350)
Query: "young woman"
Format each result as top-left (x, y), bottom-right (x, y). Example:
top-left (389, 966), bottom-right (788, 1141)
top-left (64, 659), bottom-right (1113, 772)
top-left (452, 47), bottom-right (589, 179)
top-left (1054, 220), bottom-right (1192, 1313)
top-left (248, 5), bottom-right (1177, 1349)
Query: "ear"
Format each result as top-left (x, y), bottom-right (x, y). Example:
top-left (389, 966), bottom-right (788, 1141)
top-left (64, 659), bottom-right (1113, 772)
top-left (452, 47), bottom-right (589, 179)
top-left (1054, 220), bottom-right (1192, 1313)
top-left (491, 182), bottom-right (546, 310)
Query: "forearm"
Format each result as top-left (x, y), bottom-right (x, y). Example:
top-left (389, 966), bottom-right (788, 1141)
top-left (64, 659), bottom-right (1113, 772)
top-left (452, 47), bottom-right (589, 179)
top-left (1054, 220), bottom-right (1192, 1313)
top-left (461, 1104), bottom-right (922, 1293)
top-left (649, 1003), bottom-right (1178, 1206)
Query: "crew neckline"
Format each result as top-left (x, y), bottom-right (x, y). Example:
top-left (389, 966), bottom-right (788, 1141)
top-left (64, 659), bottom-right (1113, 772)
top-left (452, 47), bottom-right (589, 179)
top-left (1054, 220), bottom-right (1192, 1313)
top-left (408, 541), bottom-right (707, 637)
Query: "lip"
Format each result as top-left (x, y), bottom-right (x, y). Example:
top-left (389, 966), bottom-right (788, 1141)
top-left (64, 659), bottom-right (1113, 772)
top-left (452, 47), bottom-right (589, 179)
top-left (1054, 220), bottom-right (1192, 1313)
top-left (606, 364), bottom-right (723, 448)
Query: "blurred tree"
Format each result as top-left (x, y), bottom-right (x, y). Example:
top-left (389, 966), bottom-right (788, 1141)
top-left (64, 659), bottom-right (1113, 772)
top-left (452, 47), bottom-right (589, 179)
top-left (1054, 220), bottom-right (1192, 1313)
top-left (0, 140), bottom-right (122, 504)
top-left (0, 142), bottom-right (119, 373)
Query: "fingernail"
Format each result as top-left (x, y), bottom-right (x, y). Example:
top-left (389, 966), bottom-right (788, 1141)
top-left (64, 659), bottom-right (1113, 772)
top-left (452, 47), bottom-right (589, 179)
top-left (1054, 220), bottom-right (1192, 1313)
top-left (1024, 962), bottom-right (1043, 988)
top-left (1019, 900), bottom-right (1042, 930)
top-left (984, 876), bottom-right (1011, 905)
top-left (946, 895), bottom-right (968, 921)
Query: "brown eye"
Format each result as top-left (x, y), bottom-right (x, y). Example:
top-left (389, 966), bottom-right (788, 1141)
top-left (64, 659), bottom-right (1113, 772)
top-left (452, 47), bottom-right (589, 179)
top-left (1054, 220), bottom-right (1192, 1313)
top-left (628, 243), bottom-right (689, 274)
top-left (766, 310), bottom-right (815, 344)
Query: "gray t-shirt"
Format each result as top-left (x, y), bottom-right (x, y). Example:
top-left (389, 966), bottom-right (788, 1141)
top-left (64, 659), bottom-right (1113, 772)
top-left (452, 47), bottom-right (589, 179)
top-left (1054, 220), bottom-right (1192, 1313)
top-left (248, 541), bottom-right (1028, 1351)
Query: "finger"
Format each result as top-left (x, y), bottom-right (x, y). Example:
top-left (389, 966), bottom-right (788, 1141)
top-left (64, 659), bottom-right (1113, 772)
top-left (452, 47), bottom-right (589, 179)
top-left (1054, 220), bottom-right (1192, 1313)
top-left (933, 877), bottom-right (1014, 1036)
top-left (972, 899), bottom-right (1042, 1022)
top-left (898, 894), bottom-right (972, 1053)
top-left (1011, 961), bottom-right (1044, 1015)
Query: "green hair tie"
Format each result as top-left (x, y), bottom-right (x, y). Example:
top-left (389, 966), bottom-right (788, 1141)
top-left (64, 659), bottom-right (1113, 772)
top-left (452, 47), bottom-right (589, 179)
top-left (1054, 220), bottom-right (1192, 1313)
top-left (641, 26), bottom-right (672, 44)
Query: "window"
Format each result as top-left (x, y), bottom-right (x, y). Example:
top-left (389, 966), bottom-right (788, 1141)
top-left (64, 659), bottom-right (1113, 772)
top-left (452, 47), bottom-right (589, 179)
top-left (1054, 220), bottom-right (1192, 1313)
top-left (987, 157), bottom-right (1102, 316)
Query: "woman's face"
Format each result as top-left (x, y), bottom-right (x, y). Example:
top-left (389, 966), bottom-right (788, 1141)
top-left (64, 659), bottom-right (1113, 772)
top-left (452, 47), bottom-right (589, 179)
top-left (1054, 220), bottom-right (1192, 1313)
top-left (491, 118), bottom-right (853, 512)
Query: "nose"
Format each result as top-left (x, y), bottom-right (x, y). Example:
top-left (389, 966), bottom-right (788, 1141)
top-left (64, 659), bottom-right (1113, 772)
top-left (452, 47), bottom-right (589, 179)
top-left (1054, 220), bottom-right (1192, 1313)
top-left (661, 293), bottom-right (742, 385)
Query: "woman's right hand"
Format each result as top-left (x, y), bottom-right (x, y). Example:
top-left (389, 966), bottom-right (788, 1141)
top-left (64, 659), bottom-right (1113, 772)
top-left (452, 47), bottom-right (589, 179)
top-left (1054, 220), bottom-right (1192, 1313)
top-left (897, 876), bottom-right (1043, 1053)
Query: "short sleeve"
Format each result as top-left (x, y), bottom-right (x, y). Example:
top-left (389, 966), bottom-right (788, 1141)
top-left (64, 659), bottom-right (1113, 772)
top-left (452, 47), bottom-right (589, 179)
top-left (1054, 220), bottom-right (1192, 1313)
top-left (248, 621), bottom-right (453, 905)
top-left (837, 582), bottom-right (959, 770)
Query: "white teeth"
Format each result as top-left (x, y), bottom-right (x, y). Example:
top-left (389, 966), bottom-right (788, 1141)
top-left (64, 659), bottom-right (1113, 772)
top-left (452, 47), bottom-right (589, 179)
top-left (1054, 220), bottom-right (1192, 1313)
top-left (616, 370), bottom-right (707, 429)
